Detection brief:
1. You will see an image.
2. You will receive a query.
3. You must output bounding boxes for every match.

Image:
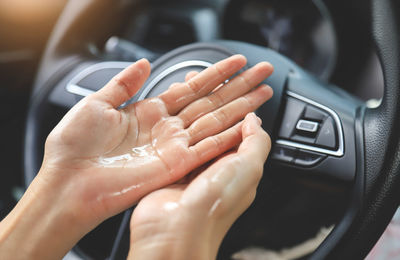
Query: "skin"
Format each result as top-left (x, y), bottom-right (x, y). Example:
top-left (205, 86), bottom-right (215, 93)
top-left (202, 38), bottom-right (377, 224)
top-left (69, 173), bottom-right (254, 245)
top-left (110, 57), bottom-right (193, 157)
top-left (0, 55), bottom-right (273, 259)
top-left (129, 112), bottom-right (271, 260)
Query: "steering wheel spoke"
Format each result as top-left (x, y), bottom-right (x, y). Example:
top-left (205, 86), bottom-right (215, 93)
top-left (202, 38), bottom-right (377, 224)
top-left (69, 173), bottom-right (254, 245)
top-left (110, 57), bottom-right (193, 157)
top-left (270, 71), bottom-right (362, 183)
top-left (47, 61), bottom-right (132, 109)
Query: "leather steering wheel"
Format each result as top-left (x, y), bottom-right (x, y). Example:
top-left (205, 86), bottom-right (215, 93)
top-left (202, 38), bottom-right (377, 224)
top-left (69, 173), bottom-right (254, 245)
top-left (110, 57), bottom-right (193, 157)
top-left (24, 0), bottom-right (400, 259)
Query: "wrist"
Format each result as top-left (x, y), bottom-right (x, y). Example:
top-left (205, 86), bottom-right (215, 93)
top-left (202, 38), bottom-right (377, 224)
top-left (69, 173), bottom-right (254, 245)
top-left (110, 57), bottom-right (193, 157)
top-left (128, 215), bottom-right (218, 260)
top-left (129, 232), bottom-right (213, 260)
top-left (0, 168), bottom-right (90, 259)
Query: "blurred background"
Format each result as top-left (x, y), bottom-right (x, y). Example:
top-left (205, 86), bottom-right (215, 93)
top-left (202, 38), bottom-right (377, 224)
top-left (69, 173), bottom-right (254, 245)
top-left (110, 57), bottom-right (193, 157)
top-left (0, 0), bottom-right (66, 218)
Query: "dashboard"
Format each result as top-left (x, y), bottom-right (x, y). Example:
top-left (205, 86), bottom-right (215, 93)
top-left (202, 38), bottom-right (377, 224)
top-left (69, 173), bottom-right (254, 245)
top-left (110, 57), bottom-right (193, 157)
top-left (106, 0), bottom-right (382, 101)
top-left (224, 0), bottom-right (336, 80)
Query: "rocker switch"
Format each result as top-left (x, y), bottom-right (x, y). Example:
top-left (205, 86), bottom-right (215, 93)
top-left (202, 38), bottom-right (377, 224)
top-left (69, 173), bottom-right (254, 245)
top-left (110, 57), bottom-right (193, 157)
top-left (296, 120), bottom-right (319, 133)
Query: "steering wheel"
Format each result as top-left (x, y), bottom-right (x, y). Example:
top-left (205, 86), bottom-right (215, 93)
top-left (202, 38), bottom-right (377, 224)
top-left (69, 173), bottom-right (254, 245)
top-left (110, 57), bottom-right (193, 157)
top-left (24, 0), bottom-right (400, 259)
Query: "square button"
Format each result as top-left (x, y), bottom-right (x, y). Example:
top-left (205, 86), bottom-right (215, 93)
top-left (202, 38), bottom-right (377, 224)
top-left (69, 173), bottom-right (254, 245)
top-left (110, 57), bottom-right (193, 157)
top-left (296, 119), bottom-right (319, 133)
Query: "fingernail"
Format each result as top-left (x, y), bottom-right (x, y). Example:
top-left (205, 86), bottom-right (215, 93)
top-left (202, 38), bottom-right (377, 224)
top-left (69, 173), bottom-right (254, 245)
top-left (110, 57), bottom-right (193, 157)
top-left (264, 61), bottom-right (273, 68)
top-left (232, 54), bottom-right (246, 60)
top-left (133, 59), bottom-right (148, 74)
top-left (247, 112), bottom-right (261, 126)
top-left (257, 116), bottom-right (262, 126)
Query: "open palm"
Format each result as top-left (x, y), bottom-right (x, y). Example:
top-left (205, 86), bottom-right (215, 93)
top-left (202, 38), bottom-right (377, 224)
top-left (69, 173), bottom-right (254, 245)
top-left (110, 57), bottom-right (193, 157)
top-left (42, 55), bottom-right (273, 223)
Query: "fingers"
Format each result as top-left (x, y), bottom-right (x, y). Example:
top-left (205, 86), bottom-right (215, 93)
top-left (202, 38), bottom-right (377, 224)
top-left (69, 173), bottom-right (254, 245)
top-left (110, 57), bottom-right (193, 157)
top-left (189, 122), bottom-right (243, 164)
top-left (159, 55), bottom-right (247, 115)
top-left (185, 71), bottom-right (199, 82)
top-left (223, 112), bottom-right (271, 195)
top-left (178, 62), bottom-right (273, 127)
top-left (182, 113), bottom-right (270, 216)
top-left (93, 59), bottom-right (151, 108)
top-left (186, 84), bottom-right (273, 145)
top-left (238, 112), bottom-right (272, 165)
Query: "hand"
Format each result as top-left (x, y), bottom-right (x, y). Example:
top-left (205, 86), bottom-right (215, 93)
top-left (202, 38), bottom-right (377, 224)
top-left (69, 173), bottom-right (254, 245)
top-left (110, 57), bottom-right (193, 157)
top-left (43, 55), bottom-right (273, 222)
top-left (0, 56), bottom-right (273, 259)
top-left (128, 113), bottom-right (271, 260)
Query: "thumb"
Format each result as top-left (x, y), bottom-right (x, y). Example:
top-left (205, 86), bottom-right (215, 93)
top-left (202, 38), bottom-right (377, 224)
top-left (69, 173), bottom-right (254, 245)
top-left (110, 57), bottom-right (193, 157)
top-left (238, 112), bottom-right (271, 164)
top-left (93, 58), bottom-right (151, 108)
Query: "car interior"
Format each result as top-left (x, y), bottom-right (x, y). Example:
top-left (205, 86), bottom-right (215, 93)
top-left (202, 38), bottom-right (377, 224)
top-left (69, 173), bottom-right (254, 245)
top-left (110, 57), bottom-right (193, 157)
top-left (1, 0), bottom-right (399, 259)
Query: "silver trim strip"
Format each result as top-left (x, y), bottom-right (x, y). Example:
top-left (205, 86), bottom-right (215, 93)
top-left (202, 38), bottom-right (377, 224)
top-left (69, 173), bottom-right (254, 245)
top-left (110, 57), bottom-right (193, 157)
top-left (66, 84), bottom-right (95, 97)
top-left (276, 91), bottom-right (345, 157)
top-left (66, 60), bottom-right (213, 102)
top-left (137, 60), bottom-right (213, 100)
top-left (66, 61), bottom-right (132, 97)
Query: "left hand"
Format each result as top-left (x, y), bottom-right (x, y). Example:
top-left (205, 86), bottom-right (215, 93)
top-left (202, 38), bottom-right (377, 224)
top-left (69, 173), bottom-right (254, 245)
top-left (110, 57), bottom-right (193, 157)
top-left (40, 56), bottom-right (272, 223)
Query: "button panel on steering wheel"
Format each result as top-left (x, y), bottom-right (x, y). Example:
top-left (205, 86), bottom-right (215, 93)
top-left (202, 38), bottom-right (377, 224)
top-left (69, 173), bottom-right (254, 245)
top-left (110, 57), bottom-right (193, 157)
top-left (273, 91), bottom-right (344, 167)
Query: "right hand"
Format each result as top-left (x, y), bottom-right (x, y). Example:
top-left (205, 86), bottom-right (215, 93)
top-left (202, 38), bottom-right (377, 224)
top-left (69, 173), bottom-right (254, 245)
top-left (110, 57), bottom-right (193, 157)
top-left (129, 112), bottom-right (272, 260)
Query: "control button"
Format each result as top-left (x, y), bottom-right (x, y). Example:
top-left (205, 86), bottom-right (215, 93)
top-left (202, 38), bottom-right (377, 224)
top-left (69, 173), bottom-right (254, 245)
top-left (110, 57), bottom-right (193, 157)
top-left (271, 144), bottom-right (297, 163)
top-left (279, 97), bottom-right (306, 139)
top-left (296, 119), bottom-right (319, 133)
top-left (294, 149), bottom-right (326, 167)
top-left (290, 134), bottom-right (316, 144)
top-left (315, 117), bottom-right (337, 149)
top-left (304, 105), bottom-right (328, 122)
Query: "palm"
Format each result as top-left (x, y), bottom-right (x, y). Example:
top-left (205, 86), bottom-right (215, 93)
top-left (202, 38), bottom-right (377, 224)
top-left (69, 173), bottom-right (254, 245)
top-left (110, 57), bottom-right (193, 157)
top-left (102, 100), bottom-right (193, 175)
top-left (129, 114), bottom-right (272, 260)
top-left (131, 152), bottom-right (237, 226)
top-left (44, 56), bottom-right (273, 220)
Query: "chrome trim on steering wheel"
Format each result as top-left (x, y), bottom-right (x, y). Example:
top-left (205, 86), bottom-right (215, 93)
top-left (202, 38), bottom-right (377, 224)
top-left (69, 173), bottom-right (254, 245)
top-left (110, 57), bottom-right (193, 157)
top-left (66, 61), bottom-right (132, 97)
top-left (137, 60), bottom-right (213, 100)
top-left (65, 60), bottom-right (213, 104)
top-left (276, 91), bottom-right (345, 157)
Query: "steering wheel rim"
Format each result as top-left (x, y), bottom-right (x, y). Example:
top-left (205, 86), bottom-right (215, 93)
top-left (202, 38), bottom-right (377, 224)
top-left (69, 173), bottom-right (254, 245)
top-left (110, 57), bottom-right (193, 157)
top-left (24, 0), bottom-right (400, 259)
top-left (312, 0), bottom-right (400, 259)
